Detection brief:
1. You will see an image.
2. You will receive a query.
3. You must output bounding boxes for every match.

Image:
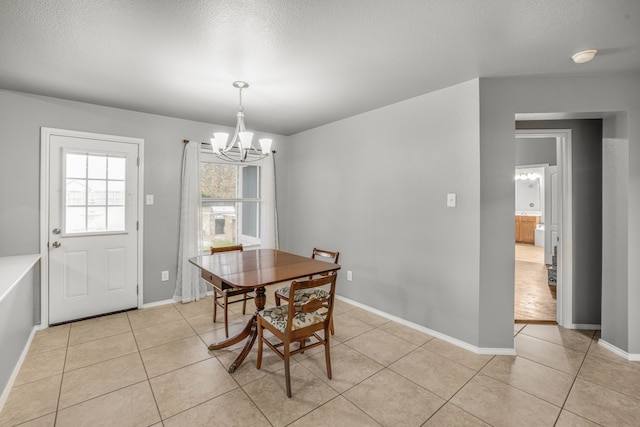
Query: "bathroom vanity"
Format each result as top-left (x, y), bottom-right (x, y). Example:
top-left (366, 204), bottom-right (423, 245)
top-left (515, 214), bottom-right (540, 244)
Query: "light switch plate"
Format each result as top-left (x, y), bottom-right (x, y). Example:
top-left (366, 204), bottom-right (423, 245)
top-left (447, 193), bottom-right (457, 207)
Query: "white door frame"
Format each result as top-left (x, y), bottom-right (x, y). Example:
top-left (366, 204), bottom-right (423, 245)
top-left (516, 129), bottom-right (573, 328)
top-left (40, 127), bottom-right (144, 327)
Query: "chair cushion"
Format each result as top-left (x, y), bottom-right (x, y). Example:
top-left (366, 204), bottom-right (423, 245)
top-left (260, 305), bottom-right (325, 333)
top-left (275, 286), bottom-right (330, 302)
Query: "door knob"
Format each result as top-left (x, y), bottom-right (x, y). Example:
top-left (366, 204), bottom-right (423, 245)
top-left (52, 241), bottom-right (61, 248)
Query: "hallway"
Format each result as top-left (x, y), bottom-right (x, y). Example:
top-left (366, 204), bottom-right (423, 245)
top-left (515, 243), bottom-right (556, 323)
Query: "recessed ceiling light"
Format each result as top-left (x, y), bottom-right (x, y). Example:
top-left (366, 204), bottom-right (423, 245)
top-left (572, 49), bottom-right (597, 64)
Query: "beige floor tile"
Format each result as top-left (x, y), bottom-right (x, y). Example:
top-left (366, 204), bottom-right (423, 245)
top-left (344, 307), bottom-right (390, 328)
top-left (289, 395), bottom-right (380, 426)
top-left (140, 335), bottom-right (211, 378)
top-left (425, 403), bottom-right (491, 426)
top-left (198, 323), bottom-right (248, 355)
top-left (564, 378), bottom-right (640, 426)
top-left (242, 363), bottom-right (338, 426)
top-left (331, 312), bottom-right (375, 342)
top-left (299, 341), bottom-right (383, 394)
top-left (333, 298), bottom-right (356, 315)
top-left (133, 318), bottom-right (196, 350)
top-left (14, 348), bottom-right (66, 386)
top-left (423, 339), bottom-right (493, 371)
top-left (0, 375), bottom-right (61, 426)
top-left (58, 353), bottom-right (147, 409)
top-left (28, 325), bottom-right (69, 355)
top-left (344, 328), bottom-right (418, 366)
top-left (514, 323), bottom-right (526, 335)
top-left (521, 324), bottom-right (595, 353)
top-left (55, 381), bottom-right (160, 427)
top-left (555, 409), bottom-right (601, 426)
top-left (64, 331), bottom-right (138, 371)
top-left (14, 412), bottom-right (56, 427)
top-left (450, 375), bottom-right (561, 426)
top-left (163, 388), bottom-right (271, 427)
top-left (185, 311), bottom-right (225, 335)
top-left (390, 347), bottom-right (476, 400)
top-left (515, 333), bottom-right (585, 375)
top-left (588, 339), bottom-right (637, 366)
top-left (344, 368), bottom-right (445, 426)
top-left (578, 353), bottom-right (640, 399)
top-left (68, 314), bottom-right (132, 346)
top-left (217, 340), bottom-right (289, 386)
top-left (172, 296), bottom-right (214, 318)
top-left (127, 304), bottom-right (183, 330)
top-left (378, 321), bottom-right (434, 346)
top-left (480, 355), bottom-right (574, 407)
top-left (150, 357), bottom-right (238, 419)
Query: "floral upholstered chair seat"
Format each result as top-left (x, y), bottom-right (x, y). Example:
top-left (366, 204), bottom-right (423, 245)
top-left (273, 284), bottom-right (329, 303)
top-left (260, 305), bottom-right (325, 333)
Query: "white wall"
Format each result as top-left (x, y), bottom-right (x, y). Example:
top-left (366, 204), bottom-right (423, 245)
top-left (286, 79), bottom-right (486, 347)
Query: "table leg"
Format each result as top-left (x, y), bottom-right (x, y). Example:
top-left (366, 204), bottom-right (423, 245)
top-left (208, 286), bottom-right (266, 373)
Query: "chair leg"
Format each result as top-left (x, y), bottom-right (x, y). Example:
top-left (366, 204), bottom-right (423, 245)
top-left (213, 292), bottom-right (218, 323)
top-left (274, 293), bottom-right (281, 306)
top-left (330, 317), bottom-right (335, 335)
top-left (256, 319), bottom-right (263, 370)
top-left (284, 341), bottom-right (292, 398)
top-left (324, 327), bottom-right (332, 380)
top-left (223, 293), bottom-right (229, 338)
top-left (242, 295), bottom-right (247, 315)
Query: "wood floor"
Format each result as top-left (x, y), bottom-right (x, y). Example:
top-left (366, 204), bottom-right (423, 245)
top-left (514, 243), bottom-right (556, 323)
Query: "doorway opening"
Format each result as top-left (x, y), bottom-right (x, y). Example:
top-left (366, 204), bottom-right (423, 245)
top-left (514, 129), bottom-right (573, 326)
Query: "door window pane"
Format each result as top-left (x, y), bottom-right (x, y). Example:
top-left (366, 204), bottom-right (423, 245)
top-left (64, 152), bottom-right (127, 234)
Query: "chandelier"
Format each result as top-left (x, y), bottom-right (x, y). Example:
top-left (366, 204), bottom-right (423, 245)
top-left (209, 81), bottom-right (272, 163)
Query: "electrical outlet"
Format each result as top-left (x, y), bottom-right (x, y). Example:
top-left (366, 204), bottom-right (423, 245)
top-left (347, 270), bottom-right (353, 281)
top-left (161, 270), bottom-right (169, 281)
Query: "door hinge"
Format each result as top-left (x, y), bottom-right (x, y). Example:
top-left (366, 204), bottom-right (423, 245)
top-left (137, 285), bottom-right (139, 295)
top-left (137, 157), bottom-right (140, 166)
top-left (136, 221), bottom-right (139, 231)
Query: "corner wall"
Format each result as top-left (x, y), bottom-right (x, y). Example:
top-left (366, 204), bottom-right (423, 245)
top-left (479, 73), bottom-right (640, 354)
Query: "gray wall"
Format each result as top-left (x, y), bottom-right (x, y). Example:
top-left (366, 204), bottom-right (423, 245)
top-left (479, 73), bottom-right (639, 353)
top-left (0, 261), bottom-right (39, 394)
top-left (516, 137), bottom-right (557, 167)
top-left (0, 90), bottom-right (289, 305)
top-left (602, 138), bottom-right (629, 350)
top-left (517, 119), bottom-right (603, 325)
top-left (286, 79), bottom-right (487, 347)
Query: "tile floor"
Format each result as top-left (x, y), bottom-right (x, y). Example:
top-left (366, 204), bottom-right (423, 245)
top-left (2, 286), bottom-right (640, 426)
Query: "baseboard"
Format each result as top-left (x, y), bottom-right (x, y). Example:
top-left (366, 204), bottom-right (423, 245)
top-left (568, 323), bottom-right (601, 330)
top-left (335, 295), bottom-right (516, 356)
top-left (142, 298), bottom-right (176, 309)
top-left (0, 325), bottom-right (39, 413)
top-left (598, 339), bottom-right (640, 361)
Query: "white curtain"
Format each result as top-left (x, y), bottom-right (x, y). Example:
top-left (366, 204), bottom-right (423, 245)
top-left (260, 154), bottom-right (279, 249)
top-left (174, 141), bottom-right (206, 302)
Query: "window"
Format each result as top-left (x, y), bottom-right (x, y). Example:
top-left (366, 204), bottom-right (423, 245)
top-left (200, 156), bottom-right (261, 250)
top-left (64, 151), bottom-right (126, 234)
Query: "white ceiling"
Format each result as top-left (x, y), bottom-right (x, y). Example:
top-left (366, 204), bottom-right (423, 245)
top-left (1, 0), bottom-right (639, 135)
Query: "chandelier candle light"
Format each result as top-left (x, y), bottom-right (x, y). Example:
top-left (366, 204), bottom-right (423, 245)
top-left (210, 81), bottom-right (273, 162)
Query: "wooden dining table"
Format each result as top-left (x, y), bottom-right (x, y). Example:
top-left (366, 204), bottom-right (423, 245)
top-left (189, 249), bottom-right (341, 372)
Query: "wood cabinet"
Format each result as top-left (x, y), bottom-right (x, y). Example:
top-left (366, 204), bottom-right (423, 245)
top-left (515, 215), bottom-right (540, 244)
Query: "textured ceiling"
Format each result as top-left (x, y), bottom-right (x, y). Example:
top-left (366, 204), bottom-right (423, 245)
top-left (1, 0), bottom-right (639, 135)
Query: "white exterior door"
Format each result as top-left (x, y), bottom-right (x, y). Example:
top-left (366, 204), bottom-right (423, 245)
top-left (47, 131), bottom-right (141, 324)
top-left (544, 166), bottom-right (558, 265)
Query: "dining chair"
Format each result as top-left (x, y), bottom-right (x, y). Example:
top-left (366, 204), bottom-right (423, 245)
top-left (274, 248), bottom-right (339, 334)
top-left (257, 273), bottom-right (337, 398)
top-left (210, 244), bottom-right (254, 338)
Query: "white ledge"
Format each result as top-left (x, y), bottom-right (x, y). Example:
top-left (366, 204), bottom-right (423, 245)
top-left (0, 254), bottom-right (40, 303)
